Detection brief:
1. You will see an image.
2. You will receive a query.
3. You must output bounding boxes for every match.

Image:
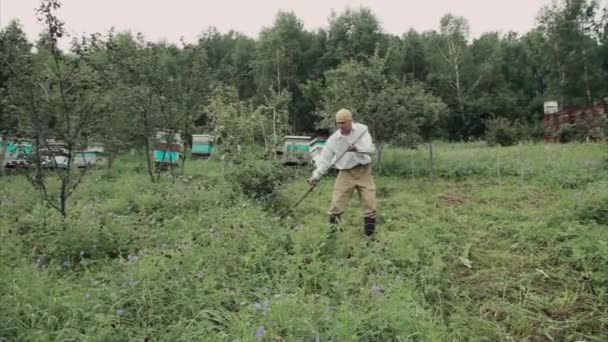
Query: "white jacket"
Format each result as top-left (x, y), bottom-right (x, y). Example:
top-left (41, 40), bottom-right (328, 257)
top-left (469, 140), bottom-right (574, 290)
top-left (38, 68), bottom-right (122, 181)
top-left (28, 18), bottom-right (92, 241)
top-left (311, 122), bottom-right (375, 180)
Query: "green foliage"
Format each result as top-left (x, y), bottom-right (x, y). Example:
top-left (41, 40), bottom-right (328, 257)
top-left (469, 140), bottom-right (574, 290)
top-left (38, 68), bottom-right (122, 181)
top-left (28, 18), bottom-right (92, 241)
top-left (550, 112), bottom-right (606, 143)
top-left (1, 143), bottom-right (608, 340)
top-left (377, 142), bottom-right (607, 186)
top-left (4, 1), bottom-right (608, 144)
top-left (485, 117), bottom-right (519, 146)
top-left (208, 84), bottom-right (267, 146)
top-left (325, 7), bottom-right (387, 64)
top-left (0, 20), bottom-right (33, 132)
top-left (556, 123), bottom-right (578, 143)
top-left (321, 56), bottom-right (447, 155)
top-left (515, 120), bottom-right (546, 141)
top-left (256, 87), bottom-right (293, 147)
top-left (227, 159), bottom-right (290, 201)
top-left (2, 0), bottom-right (111, 216)
top-left (575, 181), bottom-right (608, 225)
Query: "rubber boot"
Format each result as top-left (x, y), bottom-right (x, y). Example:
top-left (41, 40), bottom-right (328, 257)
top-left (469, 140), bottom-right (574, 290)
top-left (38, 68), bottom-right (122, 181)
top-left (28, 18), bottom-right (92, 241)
top-left (329, 214), bottom-right (341, 225)
top-left (364, 217), bottom-right (376, 236)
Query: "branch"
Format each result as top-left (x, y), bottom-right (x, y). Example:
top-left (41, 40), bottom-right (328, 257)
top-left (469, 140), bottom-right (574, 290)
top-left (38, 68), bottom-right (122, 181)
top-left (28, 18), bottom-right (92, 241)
top-left (68, 165), bottom-right (88, 195)
top-left (437, 45), bottom-right (450, 63)
top-left (463, 75), bottom-right (483, 99)
top-left (28, 136), bottom-right (62, 213)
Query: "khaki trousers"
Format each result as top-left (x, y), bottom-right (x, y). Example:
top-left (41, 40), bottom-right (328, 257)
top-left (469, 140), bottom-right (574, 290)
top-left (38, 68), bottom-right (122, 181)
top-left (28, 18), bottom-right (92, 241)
top-left (328, 164), bottom-right (376, 219)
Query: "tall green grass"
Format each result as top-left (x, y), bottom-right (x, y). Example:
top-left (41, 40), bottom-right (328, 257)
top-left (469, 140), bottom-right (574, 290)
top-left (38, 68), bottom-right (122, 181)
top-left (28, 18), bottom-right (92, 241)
top-left (1, 142), bottom-right (607, 340)
top-left (379, 141), bottom-right (607, 187)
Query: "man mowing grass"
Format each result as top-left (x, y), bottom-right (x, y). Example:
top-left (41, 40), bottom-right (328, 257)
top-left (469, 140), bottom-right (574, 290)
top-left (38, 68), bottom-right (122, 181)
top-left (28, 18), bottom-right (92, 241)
top-left (307, 108), bottom-right (378, 236)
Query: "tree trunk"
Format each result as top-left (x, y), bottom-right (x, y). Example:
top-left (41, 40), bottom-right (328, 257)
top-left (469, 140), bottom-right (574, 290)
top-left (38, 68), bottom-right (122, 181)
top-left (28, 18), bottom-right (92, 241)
top-left (60, 182), bottom-right (67, 218)
top-left (142, 107), bottom-right (156, 183)
top-left (143, 136), bottom-right (155, 183)
top-left (428, 140), bottom-right (434, 178)
top-left (553, 42), bottom-right (567, 104)
top-left (181, 115), bottom-right (191, 175)
top-left (156, 132), bottom-right (175, 183)
top-left (272, 107), bottom-right (277, 160)
top-left (180, 143), bottom-right (188, 175)
top-left (454, 59), bottom-right (465, 119)
top-left (108, 148), bottom-right (119, 169)
top-left (582, 48), bottom-right (592, 104)
top-left (411, 51), bottom-right (416, 78)
top-left (376, 144), bottom-right (384, 168)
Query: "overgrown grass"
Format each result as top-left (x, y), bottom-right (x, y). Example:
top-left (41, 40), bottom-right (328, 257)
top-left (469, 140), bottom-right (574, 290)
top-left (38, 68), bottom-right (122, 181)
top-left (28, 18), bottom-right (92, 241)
top-left (379, 141), bottom-right (607, 187)
top-left (1, 143), bottom-right (607, 341)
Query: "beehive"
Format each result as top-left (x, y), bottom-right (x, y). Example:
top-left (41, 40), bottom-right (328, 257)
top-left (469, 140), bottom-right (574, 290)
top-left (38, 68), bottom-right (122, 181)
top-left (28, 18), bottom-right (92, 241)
top-left (281, 135), bottom-right (311, 165)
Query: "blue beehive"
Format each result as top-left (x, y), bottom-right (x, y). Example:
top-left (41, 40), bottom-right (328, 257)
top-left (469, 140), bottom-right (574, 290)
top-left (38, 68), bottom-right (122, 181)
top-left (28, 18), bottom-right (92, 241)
top-left (154, 130), bottom-right (182, 167)
top-left (191, 134), bottom-right (214, 158)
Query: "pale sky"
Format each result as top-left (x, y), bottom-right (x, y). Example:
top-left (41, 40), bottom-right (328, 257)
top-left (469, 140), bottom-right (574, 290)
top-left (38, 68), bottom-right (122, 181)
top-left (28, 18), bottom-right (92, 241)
top-left (2, 0), bottom-right (553, 47)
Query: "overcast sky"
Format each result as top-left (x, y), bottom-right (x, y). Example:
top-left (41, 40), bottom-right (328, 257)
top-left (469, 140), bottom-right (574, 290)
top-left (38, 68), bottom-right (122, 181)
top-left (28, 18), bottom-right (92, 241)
top-left (2, 0), bottom-right (553, 46)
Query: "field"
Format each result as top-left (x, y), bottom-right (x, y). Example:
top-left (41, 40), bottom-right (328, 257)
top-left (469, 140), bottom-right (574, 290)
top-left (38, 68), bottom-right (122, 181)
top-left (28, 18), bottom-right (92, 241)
top-left (1, 142), bottom-right (607, 341)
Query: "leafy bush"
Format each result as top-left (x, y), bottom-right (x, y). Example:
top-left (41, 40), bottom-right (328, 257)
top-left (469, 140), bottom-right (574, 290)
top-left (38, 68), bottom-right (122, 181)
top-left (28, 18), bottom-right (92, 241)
top-left (576, 183), bottom-right (608, 225)
top-left (515, 120), bottom-right (545, 141)
top-left (227, 159), bottom-right (289, 201)
top-left (485, 117), bottom-right (518, 146)
top-left (578, 203), bottom-right (608, 225)
top-left (553, 114), bottom-right (603, 143)
top-left (555, 124), bottom-right (577, 143)
top-left (16, 206), bottom-right (140, 269)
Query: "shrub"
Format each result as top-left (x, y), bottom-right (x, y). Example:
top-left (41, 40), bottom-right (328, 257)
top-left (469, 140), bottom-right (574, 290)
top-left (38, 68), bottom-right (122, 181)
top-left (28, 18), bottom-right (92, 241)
top-left (555, 124), bottom-right (577, 143)
top-left (227, 159), bottom-right (289, 201)
top-left (576, 185), bottom-right (608, 225)
top-left (515, 120), bottom-right (545, 141)
top-left (485, 117), bottom-right (518, 146)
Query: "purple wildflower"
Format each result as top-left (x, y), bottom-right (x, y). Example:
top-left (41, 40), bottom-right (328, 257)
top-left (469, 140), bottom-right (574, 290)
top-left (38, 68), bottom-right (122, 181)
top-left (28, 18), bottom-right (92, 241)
top-left (255, 326), bottom-right (265, 339)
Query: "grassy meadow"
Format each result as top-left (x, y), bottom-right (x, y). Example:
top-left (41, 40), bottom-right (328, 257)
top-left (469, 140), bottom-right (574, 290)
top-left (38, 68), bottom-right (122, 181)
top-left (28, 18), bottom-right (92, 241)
top-left (1, 142), bottom-right (607, 341)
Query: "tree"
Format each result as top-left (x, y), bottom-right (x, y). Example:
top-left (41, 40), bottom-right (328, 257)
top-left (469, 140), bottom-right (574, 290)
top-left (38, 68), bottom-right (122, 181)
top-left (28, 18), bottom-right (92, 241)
top-left (2, 0), bottom-right (108, 218)
top-left (94, 32), bottom-right (210, 182)
top-left (207, 84), bottom-right (266, 150)
top-left (425, 14), bottom-right (483, 140)
top-left (324, 7), bottom-right (387, 66)
top-left (94, 32), bottom-right (161, 182)
top-left (537, 0), bottom-right (606, 107)
top-left (408, 82), bottom-right (448, 176)
top-left (385, 29), bottom-right (430, 83)
top-left (255, 87), bottom-right (292, 157)
top-left (75, 32), bottom-right (135, 169)
top-left (198, 28), bottom-right (256, 99)
top-left (253, 11), bottom-right (309, 131)
top-left (465, 32), bottom-right (517, 135)
top-left (172, 42), bottom-right (211, 173)
top-left (321, 54), bottom-right (446, 164)
top-left (0, 20), bottom-right (33, 133)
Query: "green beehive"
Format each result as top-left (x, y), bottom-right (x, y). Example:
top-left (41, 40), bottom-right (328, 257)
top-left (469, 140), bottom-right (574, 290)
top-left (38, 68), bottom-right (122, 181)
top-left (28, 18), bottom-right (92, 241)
top-left (73, 144), bottom-right (107, 168)
top-left (191, 134), bottom-right (214, 158)
top-left (154, 149), bottom-right (180, 163)
top-left (153, 130), bottom-right (182, 167)
top-left (3, 138), bottom-right (33, 170)
top-left (281, 135), bottom-right (311, 165)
